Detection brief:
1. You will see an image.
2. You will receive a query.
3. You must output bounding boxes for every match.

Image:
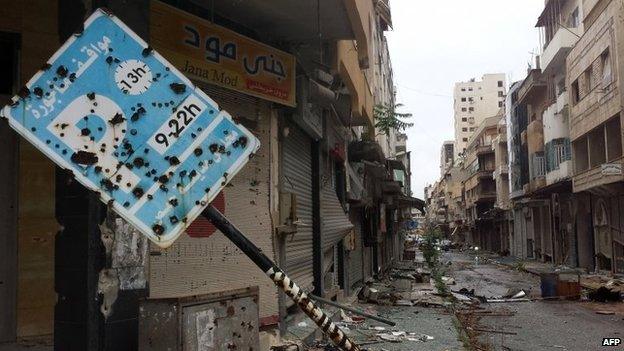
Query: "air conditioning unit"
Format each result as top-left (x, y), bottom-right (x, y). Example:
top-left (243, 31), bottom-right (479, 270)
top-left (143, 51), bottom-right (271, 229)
top-left (293, 75), bottom-right (335, 140)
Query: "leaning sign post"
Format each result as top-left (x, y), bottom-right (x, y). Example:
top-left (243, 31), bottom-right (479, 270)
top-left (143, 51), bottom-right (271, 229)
top-left (0, 9), bottom-right (359, 351)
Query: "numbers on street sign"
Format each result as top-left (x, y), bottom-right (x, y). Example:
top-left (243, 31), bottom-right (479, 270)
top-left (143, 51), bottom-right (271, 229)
top-left (0, 9), bottom-right (260, 248)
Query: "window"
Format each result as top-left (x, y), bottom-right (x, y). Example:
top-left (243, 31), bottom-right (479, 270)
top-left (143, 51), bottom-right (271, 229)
top-left (463, 138), bottom-right (468, 142)
top-left (586, 65), bottom-right (594, 91)
top-left (470, 127), bottom-right (475, 132)
top-left (461, 107), bottom-right (467, 112)
top-left (498, 101), bottom-right (503, 107)
top-left (569, 7), bottom-right (580, 28)
top-left (462, 128), bottom-right (468, 132)
top-left (468, 87), bottom-right (473, 91)
top-left (602, 50), bottom-right (612, 86)
top-left (498, 91), bottom-right (504, 97)
top-left (469, 107), bottom-right (474, 112)
top-left (461, 88), bottom-right (466, 91)
top-left (461, 117), bottom-right (467, 122)
top-left (571, 79), bottom-right (580, 104)
top-left (468, 97), bottom-right (474, 102)
top-left (461, 97), bottom-right (466, 102)
top-left (498, 80), bottom-right (503, 87)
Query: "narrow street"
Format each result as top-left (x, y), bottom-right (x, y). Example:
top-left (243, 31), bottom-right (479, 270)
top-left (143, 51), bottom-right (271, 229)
top-left (329, 250), bottom-right (624, 351)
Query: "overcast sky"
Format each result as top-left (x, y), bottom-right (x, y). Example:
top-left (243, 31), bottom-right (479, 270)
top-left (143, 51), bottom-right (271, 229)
top-left (386, 0), bottom-right (544, 198)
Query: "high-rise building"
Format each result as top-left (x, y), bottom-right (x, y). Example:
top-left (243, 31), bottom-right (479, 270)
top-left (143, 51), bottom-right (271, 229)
top-left (440, 140), bottom-right (455, 175)
top-left (453, 74), bottom-right (507, 157)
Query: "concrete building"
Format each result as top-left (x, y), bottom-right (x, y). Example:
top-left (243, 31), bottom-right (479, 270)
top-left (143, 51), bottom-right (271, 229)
top-left (462, 116), bottom-right (501, 250)
top-left (440, 140), bottom-right (455, 175)
top-left (568, 0), bottom-right (624, 274)
top-left (453, 74), bottom-right (507, 157)
top-left (0, 0), bottom-right (419, 349)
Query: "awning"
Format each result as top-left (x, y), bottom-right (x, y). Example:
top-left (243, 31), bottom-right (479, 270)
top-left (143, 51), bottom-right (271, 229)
top-left (348, 140), bottom-right (385, 163)
top-left (387, 159), bottom-right (406, 171)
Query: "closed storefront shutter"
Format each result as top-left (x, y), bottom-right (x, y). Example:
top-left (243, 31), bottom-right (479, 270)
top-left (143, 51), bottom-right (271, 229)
top-left (282, 124), bottom-right (315, 292)
top-left (322, 183), bottom-right (354, 250)
top-left (148, 84), bottom-right (279, 319)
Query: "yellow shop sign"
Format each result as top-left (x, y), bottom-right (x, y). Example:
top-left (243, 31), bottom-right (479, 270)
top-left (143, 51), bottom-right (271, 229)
top-left (150, 0), bottom-right (296, 106)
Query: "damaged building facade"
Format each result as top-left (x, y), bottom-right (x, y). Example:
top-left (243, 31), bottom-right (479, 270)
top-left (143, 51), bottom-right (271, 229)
top-left (428, 0), bottom-right (624, 275)
top-left (0, 0), bottom-right (419, 350)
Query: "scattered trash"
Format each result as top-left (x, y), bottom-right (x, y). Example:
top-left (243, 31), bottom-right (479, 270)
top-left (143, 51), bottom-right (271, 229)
top-left (297, 321), bottom-right (308, 328)
top-left (588, 287), bottom-right (622, 302)
top-left (595, 310), bottom-right (616, 315)
top-left (377, 331), bottom-right (434, 343)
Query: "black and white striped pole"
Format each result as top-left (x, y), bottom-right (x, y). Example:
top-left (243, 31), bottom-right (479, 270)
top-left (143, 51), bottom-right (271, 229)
top-left (202, 205), bottom-right (360, 351)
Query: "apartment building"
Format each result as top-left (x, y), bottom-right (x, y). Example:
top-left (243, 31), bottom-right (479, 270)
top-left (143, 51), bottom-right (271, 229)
top-left (440, 140), bottom-right (455, 175)
top-left (453, 74), bottom-right (507, 157)
top-left (462, 116), bottom-right (501, 250)
top-left (568, 0), bottom-right (624, 273)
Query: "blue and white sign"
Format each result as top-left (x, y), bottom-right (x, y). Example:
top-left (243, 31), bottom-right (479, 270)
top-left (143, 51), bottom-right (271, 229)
top-left (0, 9), bottom-right (260, 248)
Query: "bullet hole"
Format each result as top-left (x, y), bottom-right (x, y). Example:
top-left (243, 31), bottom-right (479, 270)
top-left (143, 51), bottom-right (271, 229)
top-left (125, 162), bottom-right (133, 169)
top-left (169, 216), bottom-right (179, 224)
top-left (179, 170), bottom-right (187, 177)
top-left (123, 201), bottom-right (130, 207)
top-left (164, 102), bottom-right (169, 107)
top-left (126, 182), bottom-right (132, 188)
top-left (147, 194), bottom-right (153, 200)
top-left (152, 102), bottom-right (156, 107)
top-left (142, 46), bottom-right (153, 57)
top-left (115, 174), bottom-right (123, 183)
top-left (194, 148), bottom-right (203, 156)
top-left (144, 148), bottom-right (150, 154)
top-left (169, 198), bottom-right (178, 207)
top-left (157, 103), bottom-right (162, 108)
top-left (205, 187), bottom-right (210, 193)
top-left (208, 160), bottom-right (213, 165)
top-left (87, 92), bottom-right (96, 100)
top-left (200, 201), bottom-right (206, 206)
top-left (94, 166), bottom-right (102, 173)
top-left (130, 129), bottom-right (138, 136)
top-left (209, 144), bottom-right (218, 153)
top-left (150, 169), bottom-right (157, 175)
top-left (98, 127), bottom-right (103, 132)
top-left (107, 113), bottom-right (125, 128)
top-left (189, 170), bottom-right (197, 179)
top-left (198, 161), bottom-right (204, 167)
top-left (71, 151), bottom-right (98, 165)
top-left (56, 65), bottom-right (68, 77)
top-left (101, 179), bottom-right (114, 191)
top-left (169, 82), bottom-right (186, 94)
top-left (31, 127), bottom-right (36, 132)
top-left (152, 224), bottom-right (165, 235)
top-left (223, 172), bottom-right (228, 178)
top-left (131, 187), bottom-right (144, 198)
top-left (105, 168), bottom-right (110, 173)
top-left (33, 87), bottom-right (43, 98)
top-left (238, 136), bottom-right (248, 148)
top-left (209, 110), bottom-right (214, 114)
top-left (233, 141), bottom-right (240, 148)
top-left (159, 184), bottom-right (169, 192)
top-left (169, 156), bottom-right (180, 166)
top-left (197, 127), bottom-right (203, 131)
top-left (165, 67), bottom-right (170, 71)
top-left (191, 133), bottom-right (197, 139)
top-left (223, 130), bottom-right (229, 135)
top-left (158, 175), bottom-right (169, 183)
top-left (106, 56), bottom-right (113, 64)
top-left (46, 140), bottom-right (51, 144)
top-left (62, 150), bottom-right (67, 155)
top-left (60, 133), bottom-right (65, 137)
top-left (55, 144), bottom-right (59, 148)
top-left (133, 157), bottom-right (145, 168)
top-left (218, 145), bottom-right (226, 153)
top-left (81, 128), bottom-right (91, 136)
top-left (131, 112), bottom-right (140, 122)
top-left (41, 63), bottom-right (52, 71)
top-left (90, 109), bottom-right (94, 113)
top-left (168, 171), bottom-right (174, 176)
top-left (18, 86), bottom-right (30, 99)
top-left (226, 151), bottom-right (231, 156)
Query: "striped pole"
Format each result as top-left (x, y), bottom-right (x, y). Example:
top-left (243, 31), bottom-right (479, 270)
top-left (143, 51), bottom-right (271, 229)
top-left (203, 205), bottom-right (360, 351)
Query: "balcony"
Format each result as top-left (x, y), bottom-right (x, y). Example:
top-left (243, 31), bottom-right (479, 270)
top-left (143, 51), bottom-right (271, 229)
top-left (336, 40), bottom-right (374, 128)
top-left (476, 144), bottom-right (494, 156)
top-left (573, 157), bottom-right (624, 193)
top-left (517, 69), bottom-right (546, 104)
top-left (540, 26), bottom-right (582, 73)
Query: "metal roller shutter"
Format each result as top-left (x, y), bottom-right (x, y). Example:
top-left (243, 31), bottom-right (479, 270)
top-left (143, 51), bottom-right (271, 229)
top-left (322, 181), bottom-right (353, 250)
top-left (282, 125), bottom-right (315, 291)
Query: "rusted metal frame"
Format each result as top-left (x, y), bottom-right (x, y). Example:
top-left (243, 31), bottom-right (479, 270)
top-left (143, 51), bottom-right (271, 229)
top-left (202, 205), bottom-right (360, 351)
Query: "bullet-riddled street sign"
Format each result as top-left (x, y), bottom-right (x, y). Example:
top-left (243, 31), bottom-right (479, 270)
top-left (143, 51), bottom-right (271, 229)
top-left (0, 9), bottom-right (259, 248)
